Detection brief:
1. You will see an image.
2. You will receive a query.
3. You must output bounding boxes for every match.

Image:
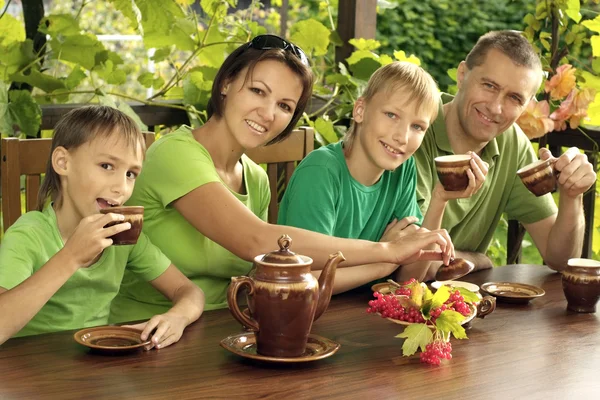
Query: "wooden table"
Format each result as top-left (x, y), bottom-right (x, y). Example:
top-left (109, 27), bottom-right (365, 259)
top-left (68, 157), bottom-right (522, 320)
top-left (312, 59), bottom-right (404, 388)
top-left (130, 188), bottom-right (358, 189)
top-left (1, 265), bottom-right (599, 399)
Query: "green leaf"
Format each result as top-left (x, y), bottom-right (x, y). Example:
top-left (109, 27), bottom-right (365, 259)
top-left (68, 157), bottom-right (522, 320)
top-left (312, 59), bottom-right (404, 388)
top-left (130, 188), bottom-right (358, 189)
top-left (109, 0), bottom-right (141, 30)
top-left (138, 72), bottom-right (156, 88)
top-left (0, 14), bottom-right (26, 46)
top-left (0, 90), bottom-right (42, 137)
top-left (137, 0), bottom-right (195, 51)
top-left (393, 50), bottom-right (421, 65)
top-left (395, 323), bottom-right (433, 356)
top-left (329, 30), bottom-right (343, 47)
top-left (50, 34), bottom-right (106, 70)
top-left (591, 36), bottom-right (600, 58)
top-left (12, 70), bottom-right (66, 93)
top-left (0, 81), bottom-right (8, 121)
top-left (348, 57), bottom-right (382, 81)
top-left (349, 38), bottom-right (381, 51)
top-left (436, 310), bottom-right (467, 339)
top-left (580, 71), bottom-right (600, 91)
top-left (564, 0), bottom-right (581, 23)
top-left (592, 58), bottom-right (600, 75)
top-left (65, 66), bottom-right (87, 90)
top-left (315, 116), bottom-right (338, 144)
top-left (447, 68), bottom-right (458, 82)
top-left (151, 47), bottom-right (172, 62)
top-left (106, 69), bottom-right (127, 85)
top-left (325, 73), bottom-right (351, 86)
top-left (0, 40), bottom-right (36, 81)
top-left (430, 285), bottom-right (450, 310)
top-left (582, 16), bottom-right (600, 33)
top-left (201, 0), bottom-right (230, 17)
top-left (346, 49), bottom-right (378, 66)
top-left (49, 88), bottom-right (70, 103)
top-left (39, 14), bottom-right (81, 36)
top-left (115, 101), bottom-right (148, 131)
top-left (290, 19), bottom-right (331, 57)
top-left (456, 287), bottom-right (480, 304)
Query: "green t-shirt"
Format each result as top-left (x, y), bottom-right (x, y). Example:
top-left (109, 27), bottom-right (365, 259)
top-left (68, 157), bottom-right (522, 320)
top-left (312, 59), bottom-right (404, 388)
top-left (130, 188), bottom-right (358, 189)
top-left (110, 125), bottom-right (270, 321)
top-left (0, 205), bottom-right (170, 337)
top-left (278, 141), bottom-right (423, 241)
top-left (413, 94), bottom-right (558, 254)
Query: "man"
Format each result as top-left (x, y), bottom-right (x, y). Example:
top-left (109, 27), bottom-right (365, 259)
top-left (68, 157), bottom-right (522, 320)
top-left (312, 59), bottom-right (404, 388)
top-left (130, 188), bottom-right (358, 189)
top-left (399, 30), bottom-right (596, 281)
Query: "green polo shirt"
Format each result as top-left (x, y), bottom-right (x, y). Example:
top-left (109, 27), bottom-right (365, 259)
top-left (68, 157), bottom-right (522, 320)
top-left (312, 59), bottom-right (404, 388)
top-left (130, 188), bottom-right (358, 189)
top-left (413, 94), bottom-right (557, 254)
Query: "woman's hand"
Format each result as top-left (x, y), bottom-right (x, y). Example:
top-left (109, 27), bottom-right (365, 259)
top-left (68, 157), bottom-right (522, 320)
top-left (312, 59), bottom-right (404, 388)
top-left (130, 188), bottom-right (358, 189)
top-left (124, 312), bottom-right (189, 350)
top-left (61, 213), bottom-right (131, 268)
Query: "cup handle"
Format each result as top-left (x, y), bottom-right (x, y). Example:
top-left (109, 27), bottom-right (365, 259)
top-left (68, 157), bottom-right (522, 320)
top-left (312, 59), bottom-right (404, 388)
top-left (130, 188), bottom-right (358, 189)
top-left (227, 276), bottom-right (259, 331)
top-left (476, 295), bottom-right (496, 319)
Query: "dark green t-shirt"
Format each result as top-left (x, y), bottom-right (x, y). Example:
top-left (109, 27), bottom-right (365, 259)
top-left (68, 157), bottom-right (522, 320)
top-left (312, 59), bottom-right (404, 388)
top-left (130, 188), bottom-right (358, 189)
top-left (278, 141), bottom-right (423, 241)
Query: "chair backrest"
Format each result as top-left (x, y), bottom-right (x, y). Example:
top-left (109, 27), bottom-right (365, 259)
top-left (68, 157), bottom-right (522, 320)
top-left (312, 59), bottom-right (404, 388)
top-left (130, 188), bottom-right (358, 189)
top-left (246, 127), bottom-right (315, 224)
top-left (1, 132), bottom-right (155, 232)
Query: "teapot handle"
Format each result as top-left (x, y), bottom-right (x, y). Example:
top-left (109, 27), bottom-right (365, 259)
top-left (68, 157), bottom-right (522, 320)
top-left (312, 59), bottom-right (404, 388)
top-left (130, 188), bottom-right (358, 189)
top-left (476, 295), bottom-right (496, 319)
top-left (227, 276), bottom-right (259, 331)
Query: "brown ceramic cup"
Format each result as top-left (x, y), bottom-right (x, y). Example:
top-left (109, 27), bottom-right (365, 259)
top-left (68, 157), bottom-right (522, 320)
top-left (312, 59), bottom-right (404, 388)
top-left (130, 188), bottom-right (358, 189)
top-left (562, 258), bottom-right (600, 313)
top-left (99, 206), bottom-right (144, 245)
top-left (516, 159), bottom-right (557, 197)
top-left (434, 155), bottom-right (471, 191)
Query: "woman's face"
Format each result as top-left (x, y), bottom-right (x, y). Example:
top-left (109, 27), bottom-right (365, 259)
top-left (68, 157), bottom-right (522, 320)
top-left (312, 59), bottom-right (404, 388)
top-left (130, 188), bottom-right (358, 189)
top-left (221, 59), bottom-right (304, 150)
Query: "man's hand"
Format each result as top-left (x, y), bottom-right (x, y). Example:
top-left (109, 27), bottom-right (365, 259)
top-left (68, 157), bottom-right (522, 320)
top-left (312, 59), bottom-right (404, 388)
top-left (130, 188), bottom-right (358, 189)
top-left (540, 147), bottom-right (596, 198)
top-left (433, 152), bottom-right (489, 201)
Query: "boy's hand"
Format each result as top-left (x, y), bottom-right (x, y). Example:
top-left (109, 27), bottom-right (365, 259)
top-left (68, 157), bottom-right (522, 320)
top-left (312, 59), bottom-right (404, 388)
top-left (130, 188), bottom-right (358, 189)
top-left (62, 213), bottom-right (131, 267)
top-left (434, 151), bottom-right (488, 201)
top-left (388, 226), bottom-right (455, 266)
top-left (124, 313), bottom-right (189, 350)
top-left (380, 216), bottom-right (420, 243)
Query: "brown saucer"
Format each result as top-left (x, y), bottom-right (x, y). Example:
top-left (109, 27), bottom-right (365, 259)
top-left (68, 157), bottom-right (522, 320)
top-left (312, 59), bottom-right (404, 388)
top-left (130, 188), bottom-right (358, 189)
top-left (480, 282), bottom-right (545, 304)
top-left (220, 332), bottom-right (340, 363)
top-left (74, 326), bottom-right (150, 353)
top-left (435, 258), bottom-right (475, 281)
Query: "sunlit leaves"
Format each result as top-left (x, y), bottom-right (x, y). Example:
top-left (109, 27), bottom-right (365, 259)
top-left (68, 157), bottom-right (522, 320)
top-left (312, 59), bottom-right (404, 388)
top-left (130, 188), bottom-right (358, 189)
top-left (393, 50), bottom-right (420, 65)
top-left (0, 40), bottom-right (36, 82)
top-left (136, 0), bottom-right (195, 51)
top-left (564, 0), bottom-right (581, 23)
top-left (290, 19), bottom-right (330, 57)
top-left (435, 310), bottom-right (467, 340)
top-left (49, 34), bottom-right (106, 70)
top-left (348, 38), bottom-right (381, 51)
top-left (109, 0), bottom-right (141, 31)
top-left (138, 71), bottom-right (164, 89)
top-left (0, 14), bottom-right (25, 46)
top-left (591, 36), bottom-right (600, 58)
top-left (39, 14), bottom-right (81, 36)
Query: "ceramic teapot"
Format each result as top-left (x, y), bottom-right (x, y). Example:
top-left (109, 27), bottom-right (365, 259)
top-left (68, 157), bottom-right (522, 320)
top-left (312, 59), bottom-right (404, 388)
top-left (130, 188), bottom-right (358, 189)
top-left (227, 235), bottom-right (345, 358)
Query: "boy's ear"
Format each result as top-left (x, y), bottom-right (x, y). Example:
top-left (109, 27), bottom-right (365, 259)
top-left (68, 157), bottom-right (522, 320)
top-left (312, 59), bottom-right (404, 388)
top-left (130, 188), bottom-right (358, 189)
top-left (353, 98), bottom-right (366, 123)
top-left (51, 146), bottom-right (69, 176)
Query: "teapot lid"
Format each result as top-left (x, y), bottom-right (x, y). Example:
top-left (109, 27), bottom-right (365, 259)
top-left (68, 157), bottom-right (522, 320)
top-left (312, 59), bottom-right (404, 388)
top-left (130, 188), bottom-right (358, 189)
top-left (260, 235), bottom-right (307, 264)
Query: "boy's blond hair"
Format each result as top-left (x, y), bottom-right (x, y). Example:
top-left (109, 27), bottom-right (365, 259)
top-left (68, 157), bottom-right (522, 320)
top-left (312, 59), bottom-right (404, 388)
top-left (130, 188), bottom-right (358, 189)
top-left (343, 61), bottom-right (439, 150)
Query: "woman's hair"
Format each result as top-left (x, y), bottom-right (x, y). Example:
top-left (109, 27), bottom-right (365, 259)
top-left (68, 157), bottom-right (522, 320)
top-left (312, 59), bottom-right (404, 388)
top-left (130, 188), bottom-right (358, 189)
top-left (37, 105), bottom-right (144, 211)
top-left (343, 61), bottom-right (440, 151)
top-left (207, 40), bottom-right (313, 145)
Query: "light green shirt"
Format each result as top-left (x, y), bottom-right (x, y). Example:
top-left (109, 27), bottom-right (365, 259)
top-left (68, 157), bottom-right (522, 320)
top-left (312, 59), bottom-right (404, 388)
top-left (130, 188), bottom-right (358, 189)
top-left (278, 141), bottom-right (423, 241)
top-left (110, 125), bottom-right (270, 322)
top-left (413, 94), bottom-right (557, 254)
top-left (0, 205), bottom-right (170, 337)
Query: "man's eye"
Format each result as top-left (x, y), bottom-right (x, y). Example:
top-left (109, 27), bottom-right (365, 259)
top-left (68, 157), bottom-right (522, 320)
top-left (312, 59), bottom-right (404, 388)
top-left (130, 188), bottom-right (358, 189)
top-left (126, 171), bottom-right (138, 179)
top-left (101, 163), bottom-right (114, 170)
top-left (385, 112), bottom-right (396, 119)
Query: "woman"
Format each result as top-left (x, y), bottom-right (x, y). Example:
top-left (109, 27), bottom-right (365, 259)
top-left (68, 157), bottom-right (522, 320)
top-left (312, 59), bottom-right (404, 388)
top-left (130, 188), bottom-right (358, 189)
top-left (109, 35), bottom-right (453, 322)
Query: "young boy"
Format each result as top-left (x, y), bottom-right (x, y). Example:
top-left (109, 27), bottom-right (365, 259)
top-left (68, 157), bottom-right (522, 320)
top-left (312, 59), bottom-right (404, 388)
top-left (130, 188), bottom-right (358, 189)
top-left (0, 105), bottom-right (204, 346)
top-left (278, 62), bottom-right (487, 292)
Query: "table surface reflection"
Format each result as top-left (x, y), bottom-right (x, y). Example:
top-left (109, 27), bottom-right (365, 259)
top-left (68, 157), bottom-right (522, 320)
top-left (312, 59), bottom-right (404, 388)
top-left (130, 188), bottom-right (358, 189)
top-left (1, 264), bottom-right (599, 399)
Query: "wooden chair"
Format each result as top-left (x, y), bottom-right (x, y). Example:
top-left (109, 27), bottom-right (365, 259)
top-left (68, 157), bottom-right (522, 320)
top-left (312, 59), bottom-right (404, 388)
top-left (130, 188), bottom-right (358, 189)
top-left (1, 132), bottom-right (156, 232)
top-left (246, 127), bottom-right (315, 224)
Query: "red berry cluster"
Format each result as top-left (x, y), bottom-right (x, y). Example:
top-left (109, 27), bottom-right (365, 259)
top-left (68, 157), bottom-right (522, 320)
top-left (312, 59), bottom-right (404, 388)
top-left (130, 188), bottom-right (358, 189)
top-left (420, 340), bottom-right (452, 365)
top-left (429, 290), bottom-right (471, 322)
top-left (366, 292), bottom-right (426, 323)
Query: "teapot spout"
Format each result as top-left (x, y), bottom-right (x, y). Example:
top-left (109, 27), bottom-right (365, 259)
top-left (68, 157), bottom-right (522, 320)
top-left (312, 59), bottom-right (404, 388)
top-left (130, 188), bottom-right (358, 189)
top-left (314, 251), bottom-right (345, 321)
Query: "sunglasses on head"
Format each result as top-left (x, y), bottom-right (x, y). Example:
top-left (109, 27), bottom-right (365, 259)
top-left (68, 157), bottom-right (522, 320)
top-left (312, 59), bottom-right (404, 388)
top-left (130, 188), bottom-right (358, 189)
top-left (247, 34), bottom-right (310, 67)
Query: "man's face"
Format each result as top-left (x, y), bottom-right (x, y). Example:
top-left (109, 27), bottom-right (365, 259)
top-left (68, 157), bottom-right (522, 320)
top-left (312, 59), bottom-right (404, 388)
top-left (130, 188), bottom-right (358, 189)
top-left (454, 49), bottom-right (541, 145)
